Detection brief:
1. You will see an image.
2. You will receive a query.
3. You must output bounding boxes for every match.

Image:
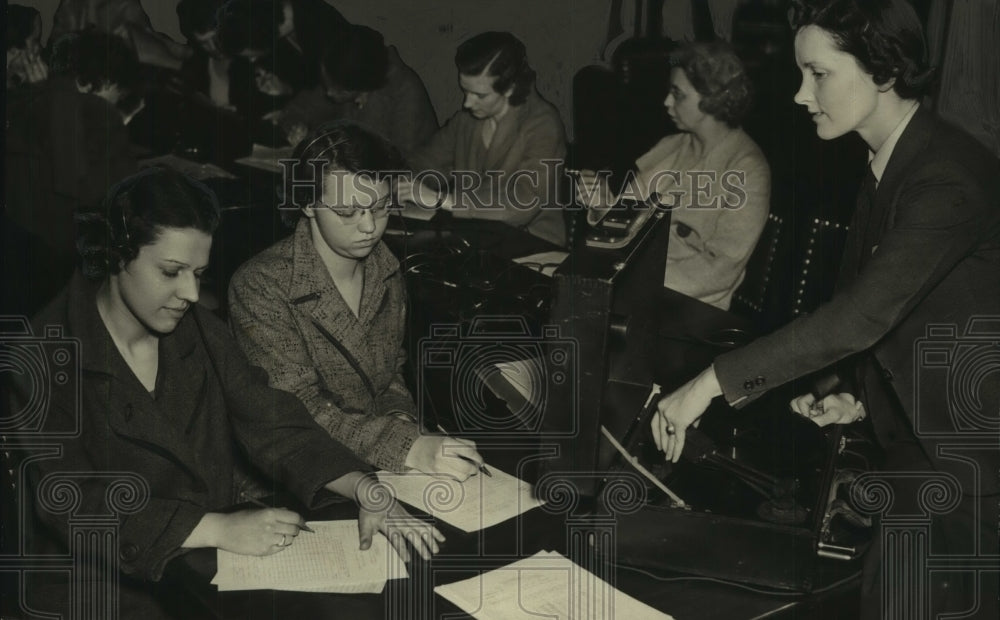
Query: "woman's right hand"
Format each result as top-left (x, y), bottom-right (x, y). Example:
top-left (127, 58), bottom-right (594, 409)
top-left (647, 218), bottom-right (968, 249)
top-left (215, 508), bottom-right (305, 555)
top-left (187, 509), bottom-right (305, 555)
top-left (404, 434), bottom-right (483, 481)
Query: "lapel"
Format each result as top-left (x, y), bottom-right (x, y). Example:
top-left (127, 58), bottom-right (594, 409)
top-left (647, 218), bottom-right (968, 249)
top-left (70, 273), bottom-right (209, 485)
top-left (482, 96), bottom-right (531, 171)
top-left (287, 220), bottom-right (400, 384)
top-left (864, 107), bottom-right (936, 262)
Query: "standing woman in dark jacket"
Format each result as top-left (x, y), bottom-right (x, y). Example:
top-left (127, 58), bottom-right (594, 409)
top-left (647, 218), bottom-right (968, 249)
top-left (652, 1), bottom-right (999, 618)
top-left (11, 168), bottom-right (442, 618)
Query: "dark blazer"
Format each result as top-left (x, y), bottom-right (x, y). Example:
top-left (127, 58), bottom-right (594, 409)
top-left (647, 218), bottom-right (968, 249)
top-left (14, 272), bottom-right (367, 586)
top-left (714, 107), bottom-right (1000, 494)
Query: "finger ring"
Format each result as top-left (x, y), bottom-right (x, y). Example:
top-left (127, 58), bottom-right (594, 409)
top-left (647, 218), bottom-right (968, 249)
top-left (279, 534), bottom-right (288, 547)
top-left (666, 425), bottom-right (676, 435)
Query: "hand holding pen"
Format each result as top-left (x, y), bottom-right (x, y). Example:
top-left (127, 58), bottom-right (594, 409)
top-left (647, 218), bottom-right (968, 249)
top-left (437, 425), bottom-right (492, 478)
top-left (403, 428), bottom-right (490, 481)
top-left (244, 494), bottom-right (315, 534)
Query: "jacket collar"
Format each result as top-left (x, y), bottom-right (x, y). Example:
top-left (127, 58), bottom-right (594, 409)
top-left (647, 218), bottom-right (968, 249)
top-left (874, 106), bottom-right (936, 206)
top-left (67, 271), bottom-right (199, 376)
top-left (59, 272), bottom-right (209, 484)
top-left (474, 91), bottom-right (539, 170)
top-left (287, 218), bottom-right (400, 325)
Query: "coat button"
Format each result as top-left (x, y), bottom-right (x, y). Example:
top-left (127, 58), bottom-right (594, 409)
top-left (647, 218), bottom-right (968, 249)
top-left (754, 376), bottom-right (766, 387)
top-left (743, 380), bottom-right (754, 391)
top-left (124, 404), bottom-right (134, 421)
top-left (881, 367), bottom-right (894, 382)
top-left (119, 542), bottom-right (138, 562)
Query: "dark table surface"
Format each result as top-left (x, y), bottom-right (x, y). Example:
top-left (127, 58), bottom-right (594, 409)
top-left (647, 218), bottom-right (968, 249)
top-left (122, 157), bottom-right (864, 619)
top-left (168, 278), bottom-right (860, 619)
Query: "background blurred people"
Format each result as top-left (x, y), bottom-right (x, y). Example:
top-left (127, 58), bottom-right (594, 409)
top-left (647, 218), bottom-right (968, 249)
top-left (576, 40), bottom-right (770, 310)
top-left (50, 0), bottom-right (191, 69)
top-left (217, 0), bottom-right (349, 90)
top-left (5, 31), bottom-right (141, 312)
top-left (402, 31), bottom-right (568, 247)
top-left (273, 24), bottom-right (438, 155)
top-left (6, 3), bottom-right (49, 87)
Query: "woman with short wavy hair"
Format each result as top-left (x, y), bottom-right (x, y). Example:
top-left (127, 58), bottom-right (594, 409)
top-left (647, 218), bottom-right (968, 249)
top-left (14, 166), bottom-right (443, 618)
top-left (653, 1), bottom-right (1000, 617)
top-left (577, 39), bottom-right (770, 310)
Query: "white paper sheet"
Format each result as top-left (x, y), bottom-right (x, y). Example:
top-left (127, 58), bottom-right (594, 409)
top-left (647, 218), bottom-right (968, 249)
top-left (376, 465), bottom-right (545, 532)
top-left (434, 550), bottom-right (674, 620)
top-left (212, 520), bottom-right (408, 593)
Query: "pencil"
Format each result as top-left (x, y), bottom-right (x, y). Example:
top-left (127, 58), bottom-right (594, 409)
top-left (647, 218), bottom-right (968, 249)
top-left (244, 495), bottom-right (315, 533)
top-left (435, 425), bottom-right (493, 477)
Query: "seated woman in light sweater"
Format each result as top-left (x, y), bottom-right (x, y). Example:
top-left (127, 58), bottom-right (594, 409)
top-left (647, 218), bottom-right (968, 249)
top-left (576, 40), bottom-right (771, 310)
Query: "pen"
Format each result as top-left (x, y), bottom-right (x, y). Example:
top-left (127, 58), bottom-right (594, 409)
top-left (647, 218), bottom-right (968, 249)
top-left (243, 495), bottom-right (315, 533)
top-left (435, 424), bottom-right (492, 477)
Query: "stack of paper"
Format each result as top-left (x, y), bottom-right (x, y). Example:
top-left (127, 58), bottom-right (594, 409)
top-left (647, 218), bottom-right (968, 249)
top-left (435, 551), bottom-right (674, 619)
top-left (211, 520), bottom-right (408, 593)
top-left (376, 465), bottom-right (545, 532)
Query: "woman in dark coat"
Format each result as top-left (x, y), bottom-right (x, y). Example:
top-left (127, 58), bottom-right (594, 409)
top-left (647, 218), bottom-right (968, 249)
top-left (11, 168), bottom-right (442, 617)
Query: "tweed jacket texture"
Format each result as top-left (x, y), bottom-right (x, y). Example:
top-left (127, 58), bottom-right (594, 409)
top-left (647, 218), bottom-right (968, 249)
top-left (229, 219), bottom-right (420, 472)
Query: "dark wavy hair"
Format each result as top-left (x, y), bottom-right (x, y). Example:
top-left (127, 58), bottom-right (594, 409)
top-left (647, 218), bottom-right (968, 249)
top-left (281, 121), bottom-right (406, 226)
top-left (76, 168), bottom-right (221, 280)
top-left (789, 0), bottom-right (935, 99)
top-left (455, 31), bottom-right (535, 106)
top-left (321, 24), bottom-right (389, 92)
top-left (671, 40), bottom-right (753, 127)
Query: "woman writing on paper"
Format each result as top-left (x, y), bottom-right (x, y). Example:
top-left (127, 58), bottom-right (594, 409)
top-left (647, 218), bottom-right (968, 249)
top-left (12, 167), bottom-right (443, 618)
top-left (229, 122), bottom-right (485, 483)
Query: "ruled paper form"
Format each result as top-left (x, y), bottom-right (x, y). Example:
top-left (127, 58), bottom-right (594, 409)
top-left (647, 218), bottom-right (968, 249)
top-left (212, 520), bottom-right (408, 593)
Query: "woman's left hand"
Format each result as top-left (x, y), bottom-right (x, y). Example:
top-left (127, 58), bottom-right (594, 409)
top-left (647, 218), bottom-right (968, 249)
top-left (790, 392), bottom-right (866, 427)
top-left (651, 366), bottom-right (722, 463)
top-left (353, 473), bottom-right (445, 562)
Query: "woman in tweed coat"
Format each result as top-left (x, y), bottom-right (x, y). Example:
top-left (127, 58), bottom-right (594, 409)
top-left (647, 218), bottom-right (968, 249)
top-left (230, 122), bottom-right (484, 480)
